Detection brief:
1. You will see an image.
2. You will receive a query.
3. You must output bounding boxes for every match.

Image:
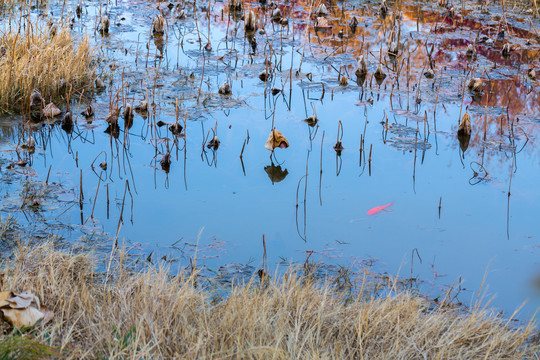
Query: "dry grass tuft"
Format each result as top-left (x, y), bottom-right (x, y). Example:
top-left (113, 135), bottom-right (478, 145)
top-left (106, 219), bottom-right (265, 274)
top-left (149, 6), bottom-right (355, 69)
top-left (0, 21), bottom-right (94, 113)
top-left (0, 242), bottom-right (538, 359)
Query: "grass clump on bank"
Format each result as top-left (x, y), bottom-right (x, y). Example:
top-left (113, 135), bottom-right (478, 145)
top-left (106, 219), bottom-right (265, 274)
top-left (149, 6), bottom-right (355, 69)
top-left (0, 21), bottom-right (94, 113)
top-left (0, 242), bottom-right (538, 359)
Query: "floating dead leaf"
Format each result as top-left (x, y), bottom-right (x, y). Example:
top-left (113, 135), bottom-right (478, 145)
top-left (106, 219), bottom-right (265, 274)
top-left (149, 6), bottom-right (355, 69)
top-left (135, 101), bottom-right (148, 114)
top-left (424, 68), bottom-right (435, 79)
top-left (271, 8), bottom-right (281, 21)
top-left (355, 55), bottom-right (367, 78)
top-left (207, 136), bottom-right (220, 150)
top-left (42, 103), bottom-right (61, 118)
top-left (333, 141), bottom-right (344, 155)
top-left (349, 16), bottom-right (359, 33)
top-left (502, 43), bottom-right (511, 56)
top-left (219, 82), bottom-right (231, 95)
top-left (316, 3), bottom-right (328, 16)
top-left (528, 68), bottom-right (536, 81)
top-left (467, 78), bottom-right (483, 93)
top-left (265, 129), bottom-right (289, 151)
top-left (160, 153), bottom-right (171, 172)
top-left (245, 10), bottom-right (256, 32)
top-left (315, 17), bottom-right (330, 30)
top-left (374, 64), bottom-right (386, 80)
top-left (30, 89), bottom-right (43, 107)
top-left (458, 112), bottom-right (471, 136)
top-left (259, 70), bottom-right (271, 82)
top-left (466, 44), bottom-right (476, 58)
top-left (169, 122), bottom-right (183, 135)
top-left (99, 15), bottom-right (109, 34)
top-left (229, 0), bottom-right (242, 11)
top-left (304, 115), bottom-right (318, 127)
top-left (95, 77), bottom-right (106, 89)
top-left (152, 14), bottom-right (165, 35)
top-left (380, 0), bottom-right (388, 18)
top-left (81, 104), bottom-right (94, 118)
top-left (388, 42), bottom-right (398, 57)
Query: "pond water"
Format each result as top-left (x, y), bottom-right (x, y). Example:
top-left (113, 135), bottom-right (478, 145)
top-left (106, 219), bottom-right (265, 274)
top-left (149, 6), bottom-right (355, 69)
top-left (0, 0), bottom-right (539, 322)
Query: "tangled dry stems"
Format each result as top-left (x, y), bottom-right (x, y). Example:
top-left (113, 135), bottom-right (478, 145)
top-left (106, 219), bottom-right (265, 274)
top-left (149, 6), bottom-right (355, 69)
top-left (0, 242), bottom-right (538, 359)
top-left (0, 21), bottom-right (94, 113)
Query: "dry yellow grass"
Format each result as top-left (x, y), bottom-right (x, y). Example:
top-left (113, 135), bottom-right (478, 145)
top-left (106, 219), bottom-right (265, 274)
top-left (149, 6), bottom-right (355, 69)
top-left (0, 20), bottom-right (94, 113)
top-left (0, 242), bottom-right (538, 359)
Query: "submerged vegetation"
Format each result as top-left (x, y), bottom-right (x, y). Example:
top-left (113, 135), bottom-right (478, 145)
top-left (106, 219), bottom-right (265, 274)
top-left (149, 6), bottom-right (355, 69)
top-left (0, 20), bottom-right (93, 113)
top-left (0, 242), bottom-right (537, 359)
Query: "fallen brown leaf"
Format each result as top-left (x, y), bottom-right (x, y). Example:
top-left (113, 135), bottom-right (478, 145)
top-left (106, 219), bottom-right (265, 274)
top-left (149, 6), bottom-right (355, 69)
top-left (4, 292), bottom-right (40, 309)
top-left (1, 306), bottom-right (44, 329)
top-left (39, 305), bottom-right (54, 326)
top-left (0, 291), bottom-right (13, 307)
top-left (265, 129), bottom-right (289, 151)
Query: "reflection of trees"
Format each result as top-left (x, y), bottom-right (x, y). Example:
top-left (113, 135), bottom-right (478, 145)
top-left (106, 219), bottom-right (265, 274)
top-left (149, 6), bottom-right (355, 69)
top-left (220, 0), bottom-right (540, 162)
top-left (287, 0), bottom-right (539, 156)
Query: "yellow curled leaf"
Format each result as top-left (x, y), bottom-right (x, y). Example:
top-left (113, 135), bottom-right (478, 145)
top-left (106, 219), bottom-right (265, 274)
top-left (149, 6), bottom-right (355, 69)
top-left (265, 129), bottom-right (289, 151)
top-left (0, 291), bottom-right (13, 308)
top-left (1, 306), bottom-right (44, 329)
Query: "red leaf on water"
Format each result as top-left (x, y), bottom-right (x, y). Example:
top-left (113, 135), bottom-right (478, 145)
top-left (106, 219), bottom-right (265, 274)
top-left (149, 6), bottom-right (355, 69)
top-left (367, 202), bottom-right (394, 215)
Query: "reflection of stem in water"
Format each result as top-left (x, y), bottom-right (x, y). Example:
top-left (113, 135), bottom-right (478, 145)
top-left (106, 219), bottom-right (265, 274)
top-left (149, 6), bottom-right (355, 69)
top-left (368, 144), bottom-right (372, 177)
top-left (106, 183), bottom-right (109, 220)
top-left (295, 151), bottom-right (310, 242)
top-left (122, 144), bottom-right (137, 193)
top-left (319, 131), bottom-right (324, 206)
top-left (295, 174), bottom-right (307, 242)
top-left (507, 150), bottom-right (515, 240)
top-left (469, 161), bottom-right (488, 186)
top-left (433, 69), bottom-right (443, 155)
top-left (410, 248), bottom-right (422, 286)
top-left (87, 171), bottom-right (103, 223)
top-left (79, 169), bottom-right (84, 225)
top-left (239, 139), bottom-right (246, 176)
top-left (335, 152), bottom-right (342, 176)
top-left (197, 51), bottom-right (206, 103)
top-left (458, 67), bottom-right (471, 126)
top-left (381, 110), bottom-right (387, 144)
top-left (413, 122), bottom-right (417, 193)
top-left (183, 136), bottom-right (188, 191)
top-left (307, 124), bottom-right (318, 150)
top-left (262, 234), bottom-right (268, 276)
